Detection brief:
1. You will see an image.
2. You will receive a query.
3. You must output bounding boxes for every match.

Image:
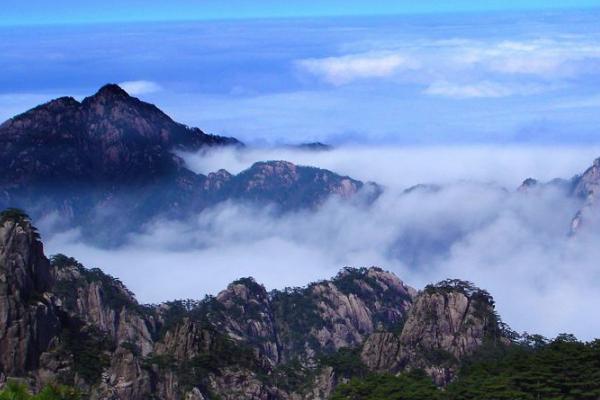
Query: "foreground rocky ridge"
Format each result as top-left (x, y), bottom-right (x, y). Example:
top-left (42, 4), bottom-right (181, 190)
top-left (0, 210), bottom-right (506, 399)
top-left (0, 85), bottom-right (375, 244)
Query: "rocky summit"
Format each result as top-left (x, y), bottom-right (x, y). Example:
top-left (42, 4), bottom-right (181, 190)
top-left (0, 84), bottom-right (240, 186)
top-left (0, 210), bottom-right (506, 399)
top-left (0, 85), bottom-right (377, 244)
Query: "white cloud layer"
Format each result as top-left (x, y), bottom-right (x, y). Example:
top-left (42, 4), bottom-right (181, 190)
top-left (118, 80), bottom-right (162, 95)
top-left (40, 146), bottom-right (600, 340)
top-left (297, 37), bottom-right (600, 98)
top-left (178, 145), bottom-right (600, 188)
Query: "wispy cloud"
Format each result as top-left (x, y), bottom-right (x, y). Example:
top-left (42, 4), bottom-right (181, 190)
top-left (456, 39), bottom-right (600, 76)
top-left (297, 53), bottom-right (416, 85)
top-left (118, 80), bottom-right (162, 95)
top-left (423, 80), bottom-right (546, 99)
top-left (297, 37), bottom-right (600, 99)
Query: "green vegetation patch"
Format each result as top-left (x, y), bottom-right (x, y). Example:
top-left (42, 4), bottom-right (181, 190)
top-left (271, 286), bottom-right (324, 354)
top-left (319, 347), bottom-right (368, 379)
top-left (331, 371), bottom-right (441, 400)
top-left (0, 381), bottom-right (80, 400)
top-left (333, 334), bottom-right (600, 400)
top-left (60, 321), bottom-right (113, 383)
top-left (0, 208), bottom-right (40, 239)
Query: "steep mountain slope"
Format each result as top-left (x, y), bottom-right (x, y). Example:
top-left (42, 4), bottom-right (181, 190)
top-left (0, 210), bottom-right (60, 377)
top-left (0, 210), bottom-right (505, 399)
top-left (517, 157), bottom-right (600, 235)
top-left (570, 158), bottom-right (600, 234)
top-left (0, 85), bottom-right (376, 244)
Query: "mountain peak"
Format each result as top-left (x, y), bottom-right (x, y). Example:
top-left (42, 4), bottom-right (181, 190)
top-left (92, 83), bottom-right (131, 100)
top-left (517, 177), bottom-right (538, 192)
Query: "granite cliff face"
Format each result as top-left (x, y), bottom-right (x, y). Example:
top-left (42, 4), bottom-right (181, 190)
top-left (361, 280), bottom-right (500, 385)
top-left (0, 211), bottom-right (505, 399)
top-left (0, 85), bottom-right (376, 245)
top-left (0, 211), bottom-right (60, 377)
top-left (206, 268), bottom-right (415, 368)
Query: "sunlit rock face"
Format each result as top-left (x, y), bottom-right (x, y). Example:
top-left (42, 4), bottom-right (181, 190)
top-left (361, 280), bottom-right (501, 385)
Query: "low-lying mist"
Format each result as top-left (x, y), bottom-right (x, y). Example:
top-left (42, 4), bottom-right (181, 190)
top-left (41, 145), bottom-right (600, 340)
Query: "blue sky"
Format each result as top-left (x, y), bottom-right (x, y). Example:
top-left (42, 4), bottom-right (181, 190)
top-left (1, 8), bottom-right (600, 144)
top-left (2, 0), bottom-right (600, 25)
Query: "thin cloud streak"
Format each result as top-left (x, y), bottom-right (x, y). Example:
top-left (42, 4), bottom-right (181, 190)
top-left (297, 53), bottom-right (416, 85)
top-left (296, 37), bottom-right (600, 98)
top-left (423, 80), bottom-right (547, 99)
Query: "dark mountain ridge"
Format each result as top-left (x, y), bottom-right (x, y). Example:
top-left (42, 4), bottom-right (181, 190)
top-left (0, 84), bottom-right (240, 186)
top-left (0, 85), bottom-right (377, 244)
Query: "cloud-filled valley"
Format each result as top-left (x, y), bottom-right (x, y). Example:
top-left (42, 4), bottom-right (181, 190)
top-left (39, 145), bottom-right (600, 340)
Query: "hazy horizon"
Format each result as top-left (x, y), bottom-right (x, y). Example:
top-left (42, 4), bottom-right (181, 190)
top-left (2, 10), bottom-right (600, 146)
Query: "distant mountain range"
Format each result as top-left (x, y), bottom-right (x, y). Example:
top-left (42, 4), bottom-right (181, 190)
top-left (0, 85), bottom-right (376, 243)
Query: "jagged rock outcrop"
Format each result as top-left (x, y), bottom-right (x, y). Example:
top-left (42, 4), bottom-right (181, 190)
top-left (92, 346), bottom-right (153, 400)
top-left (361, 279), bottom-right (501, 385)
top-left (0, 211), bottom-right (60, 376)
top-left (517, 178), bottom-right (538, 192)
top-left (210, 278), bottom-right (280, 365)
top-left (360, 332), bottom-right (403, 373)
top-left (0, 211), bottom-right (503, 399)
top-left (220, 161), bottom-right (371, 209)
top-left (573, 158), bottom-right (600, 199)
top-left (271, 267), bottom-right (415, 364)
top-left (203, 169), bottom-right (233, 191)
top-left (51, 256), bottom-right (156, 356)
top-left (570, 158), bottom-right (600, 234)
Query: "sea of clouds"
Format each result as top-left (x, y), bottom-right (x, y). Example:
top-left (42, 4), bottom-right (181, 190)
top-left (40, 145), bottom-right (600, 340)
